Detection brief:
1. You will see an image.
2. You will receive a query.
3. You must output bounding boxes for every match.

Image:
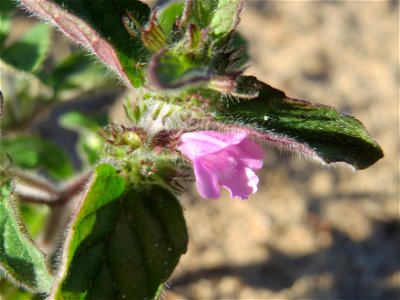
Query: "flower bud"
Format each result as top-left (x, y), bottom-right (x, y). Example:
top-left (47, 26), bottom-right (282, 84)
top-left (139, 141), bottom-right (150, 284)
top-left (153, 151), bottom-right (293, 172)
top-left (123, 131), bottom-right (142, 150)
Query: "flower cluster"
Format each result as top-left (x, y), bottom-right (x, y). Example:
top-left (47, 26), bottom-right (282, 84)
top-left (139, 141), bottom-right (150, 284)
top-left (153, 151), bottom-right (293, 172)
top-left (178, 131), bottom-right (264, 200)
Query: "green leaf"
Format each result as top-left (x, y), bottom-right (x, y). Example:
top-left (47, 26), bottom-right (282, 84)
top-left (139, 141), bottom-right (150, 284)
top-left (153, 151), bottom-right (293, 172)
top-left (158, 2), bottom-right (184, 41)
top-left (148, 49), bottom-right (211, 89)
top-left (0, 180), bottom-right (53, 293)
top-left (148, 0), bottom-right (246, 91)
top-left (0, 15), bottom-right (11, 49)
top-left (0, 278), bottom-right (39, 300)
top-left (182, 0), bottom-right (243, 37)
top-left (182, 0), bottom-right (217, 29)
top-left (0, 23), bottom-right (50, 72)
top-left (1, 137), bottom-right (73, 179)
top-left (38, 51), bottom-right (116, 98)
top-left (59, 111), bottom-right (106, 165)
top-left (229, 32), bottom-right (249, 65)
top-left (0, 0), bottom-right (15, 48)
top-left (210, 0), bottom-right (244, 37)
top-left (19, 0), bottom-right (151, 87)
top-left (51, 164), bottom-right (188, 299)
top-left (59, 111), bottom-right (104, 132)
top-left (215, 76), bottom-right (383, 170)
top-left (54, 0), bottom-right (151, 86)
top-left (19, 204), bottom-right (50, 239)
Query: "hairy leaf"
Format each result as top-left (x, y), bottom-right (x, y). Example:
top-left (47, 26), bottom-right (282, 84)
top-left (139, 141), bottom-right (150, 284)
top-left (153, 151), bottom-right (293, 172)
top-left (215, 76), bottom-right (383, 170)
top-left (0, 180), bottom-right (53, 293)
top-left (1, 137), bottom-right (73, 179)
top-left (182, 0), bottom-right (217, 29)
top-left (0, 23), bottom-right (50, 72)
top-left (182, 0), bottom-right (243, 37)
top-left (150, 0), bottom-right (246, 90)
top-left (51, 164), bottom-right (188, 299)
top-left (148, 49), bottom-right (211, 89)
top-left (210, 0), bottom-right (244, 37)
top-left (158, 1), bottom-right (184, 41)
top-left (19, 0), bottom-right (151, 87)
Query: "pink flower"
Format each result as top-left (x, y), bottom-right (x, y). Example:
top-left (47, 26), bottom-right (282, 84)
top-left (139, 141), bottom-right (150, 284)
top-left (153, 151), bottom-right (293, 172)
top-left (178, 131), bottom-right (264, 200)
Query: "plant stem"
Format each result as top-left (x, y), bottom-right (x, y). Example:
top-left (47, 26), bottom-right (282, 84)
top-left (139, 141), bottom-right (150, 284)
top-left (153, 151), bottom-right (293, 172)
top-left (11, 169), bottom-right (93, 206)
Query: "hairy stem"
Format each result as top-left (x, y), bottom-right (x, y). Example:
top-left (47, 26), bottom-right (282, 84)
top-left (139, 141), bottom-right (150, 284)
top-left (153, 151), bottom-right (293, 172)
top-left (12, 169), bottom-right (93, 206)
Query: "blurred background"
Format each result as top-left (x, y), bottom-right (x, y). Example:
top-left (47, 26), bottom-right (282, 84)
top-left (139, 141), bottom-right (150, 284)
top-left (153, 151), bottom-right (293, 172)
top-left (1, 0), bottom-right (399, 299)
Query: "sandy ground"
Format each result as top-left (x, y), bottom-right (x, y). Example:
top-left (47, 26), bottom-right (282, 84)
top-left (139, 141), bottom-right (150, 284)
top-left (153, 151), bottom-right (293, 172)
top-left (166, 1), bottom-right (399, 299)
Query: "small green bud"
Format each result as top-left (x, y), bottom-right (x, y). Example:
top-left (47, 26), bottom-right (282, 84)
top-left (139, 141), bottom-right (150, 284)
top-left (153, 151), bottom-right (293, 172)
top-left (123, 131), bottom-right (142, 150)
top-left (86, 133), bottom-right (103, 150)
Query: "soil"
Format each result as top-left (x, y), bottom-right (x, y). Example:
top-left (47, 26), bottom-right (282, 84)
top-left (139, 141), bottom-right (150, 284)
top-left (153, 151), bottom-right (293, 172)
top-left (165, 1), bottom-right (400, 299)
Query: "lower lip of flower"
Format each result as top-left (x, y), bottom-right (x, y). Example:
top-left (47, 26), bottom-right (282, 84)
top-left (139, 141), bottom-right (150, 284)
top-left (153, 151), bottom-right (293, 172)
top-left (178, 131), bottom-right (264, 199)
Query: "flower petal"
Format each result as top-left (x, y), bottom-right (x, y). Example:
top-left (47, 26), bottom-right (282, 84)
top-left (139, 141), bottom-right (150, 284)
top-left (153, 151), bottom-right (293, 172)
top-left (178, 130), bottom-right (265, 200)
top-left (229, 138), bottom-right (265, 169)
top-left (197, 131), bottom-right (247, 145)
top-left (179, 131), bottom-right (247, 159)
top-left (193, 159), bottom-right (221, 199)
top-left (199, 154), bottom-right (257, 200)
top-left (215, 160), bottom-right (258, 200)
